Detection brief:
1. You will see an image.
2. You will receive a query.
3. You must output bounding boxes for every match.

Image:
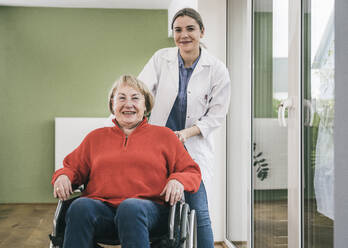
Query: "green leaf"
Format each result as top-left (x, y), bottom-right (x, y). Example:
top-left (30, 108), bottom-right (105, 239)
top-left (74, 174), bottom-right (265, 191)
top-left (256, 152), bottom-right (263, 158)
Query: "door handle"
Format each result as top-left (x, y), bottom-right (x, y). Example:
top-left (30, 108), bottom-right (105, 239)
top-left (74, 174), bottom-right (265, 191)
top-left (278, 102), bottom-right (284, 126)
top-left (278, 98), bottom-right (293, 127)
top-left (304, 99), bottom-right (316, 127)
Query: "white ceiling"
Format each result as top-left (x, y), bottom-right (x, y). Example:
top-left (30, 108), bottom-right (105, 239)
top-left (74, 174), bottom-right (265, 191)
top-left (0, 0), bottom-right (172, 9)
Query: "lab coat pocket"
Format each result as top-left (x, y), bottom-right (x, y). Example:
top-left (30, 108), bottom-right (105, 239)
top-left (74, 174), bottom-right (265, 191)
top-left (190, 95), bottom-right (209, 121)
top-left (199, 94), bottom-right (210, 111)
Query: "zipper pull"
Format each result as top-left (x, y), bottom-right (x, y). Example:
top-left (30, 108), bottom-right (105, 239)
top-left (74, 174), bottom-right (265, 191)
top-left (124, 135), bottom-right (128, 147)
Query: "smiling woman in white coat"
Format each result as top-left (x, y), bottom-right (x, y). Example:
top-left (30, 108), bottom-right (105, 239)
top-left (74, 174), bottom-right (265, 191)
top-left (137, 8), bottom-right (231, 248)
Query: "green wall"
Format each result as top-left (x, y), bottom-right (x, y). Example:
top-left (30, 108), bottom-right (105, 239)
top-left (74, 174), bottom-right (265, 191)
top-left (254, 12), bottom-right (273, 118)
top-left (0, 7), bottom-right (174, 203)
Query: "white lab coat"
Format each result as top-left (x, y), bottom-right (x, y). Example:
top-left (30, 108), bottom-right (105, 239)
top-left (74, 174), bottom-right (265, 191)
top-left (138, 47), bottom-right (231, 183)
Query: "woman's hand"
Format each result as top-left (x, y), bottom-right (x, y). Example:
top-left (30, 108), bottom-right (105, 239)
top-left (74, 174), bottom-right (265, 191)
top-left (174, 130), bottom-right (188, 143)
top-left (53, 174), bottom-right (73, 201)
top-left (160, 179), bottom-right (184, 206)
top-left (174, 126), bottom-right (201, 144)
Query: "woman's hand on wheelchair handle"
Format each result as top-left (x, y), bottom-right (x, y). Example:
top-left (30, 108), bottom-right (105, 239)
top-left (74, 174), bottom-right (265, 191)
top-left (160, 179), bottom-right (184, 206)
top-left (53, 174), bottom-right (73, 201)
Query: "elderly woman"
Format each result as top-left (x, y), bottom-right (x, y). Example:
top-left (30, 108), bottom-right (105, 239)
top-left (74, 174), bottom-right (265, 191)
top-left (51, 75), bottom-right (201, 248)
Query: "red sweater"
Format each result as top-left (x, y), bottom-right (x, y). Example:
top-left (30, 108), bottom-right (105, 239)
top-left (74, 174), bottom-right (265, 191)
top-left (51, 118), bottom-right (201, 206)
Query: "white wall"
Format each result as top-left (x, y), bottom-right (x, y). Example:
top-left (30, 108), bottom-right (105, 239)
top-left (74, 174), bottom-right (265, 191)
top-left (197, 0), bottom-right (227, 242)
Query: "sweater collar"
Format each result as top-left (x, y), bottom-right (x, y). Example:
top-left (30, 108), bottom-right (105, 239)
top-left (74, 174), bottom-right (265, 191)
top-left (112, 117), bottom-right (148, 135)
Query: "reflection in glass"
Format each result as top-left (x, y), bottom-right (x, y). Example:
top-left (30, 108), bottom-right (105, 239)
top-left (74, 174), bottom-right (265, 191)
top-left (303, 0), bottom-right (334, 247)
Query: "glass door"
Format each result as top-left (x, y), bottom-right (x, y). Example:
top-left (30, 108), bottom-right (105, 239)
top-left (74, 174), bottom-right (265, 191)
top-left (227, 0), bottom-right (335, 247)
top-left (252, 0), bottom-right (290, 247)
top-left (252, 0), bottom-right (302, 247)
top-left (302, 0), bottom-right (335, 247)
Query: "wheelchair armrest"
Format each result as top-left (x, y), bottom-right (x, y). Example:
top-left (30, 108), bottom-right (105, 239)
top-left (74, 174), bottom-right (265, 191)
top-left (51, 184), bottom-right (84, 232)
top-left (71, 184), bottom-right (85, 192)
top-left (50, 185), bottom-right (84, 242)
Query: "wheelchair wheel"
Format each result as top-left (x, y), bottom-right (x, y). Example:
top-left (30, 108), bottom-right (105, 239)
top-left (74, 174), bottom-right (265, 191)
top-left (186, 209), bottom-right (197, 248)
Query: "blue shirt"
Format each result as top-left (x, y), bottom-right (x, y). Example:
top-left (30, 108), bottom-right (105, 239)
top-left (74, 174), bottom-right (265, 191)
top-left (166, 52), bottom-right (201, 131)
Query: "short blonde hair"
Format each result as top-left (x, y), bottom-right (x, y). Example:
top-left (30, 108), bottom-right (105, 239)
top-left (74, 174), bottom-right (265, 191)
top-left (108, 75), bottom-right (154, 117)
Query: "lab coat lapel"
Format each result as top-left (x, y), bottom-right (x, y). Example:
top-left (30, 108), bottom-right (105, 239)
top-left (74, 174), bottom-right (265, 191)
top-left (164, 47), bottom-right (179, 92)
top-left (168, 61), bottom-right (179, 91)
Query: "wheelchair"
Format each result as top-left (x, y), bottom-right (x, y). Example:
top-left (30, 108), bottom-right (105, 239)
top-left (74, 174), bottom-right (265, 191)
top-left (49, 186), bottom-right (197, 248)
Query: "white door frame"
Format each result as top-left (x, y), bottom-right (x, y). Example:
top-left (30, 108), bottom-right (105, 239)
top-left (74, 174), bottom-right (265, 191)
top-left (287, 0), bottom-right (302, 247)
